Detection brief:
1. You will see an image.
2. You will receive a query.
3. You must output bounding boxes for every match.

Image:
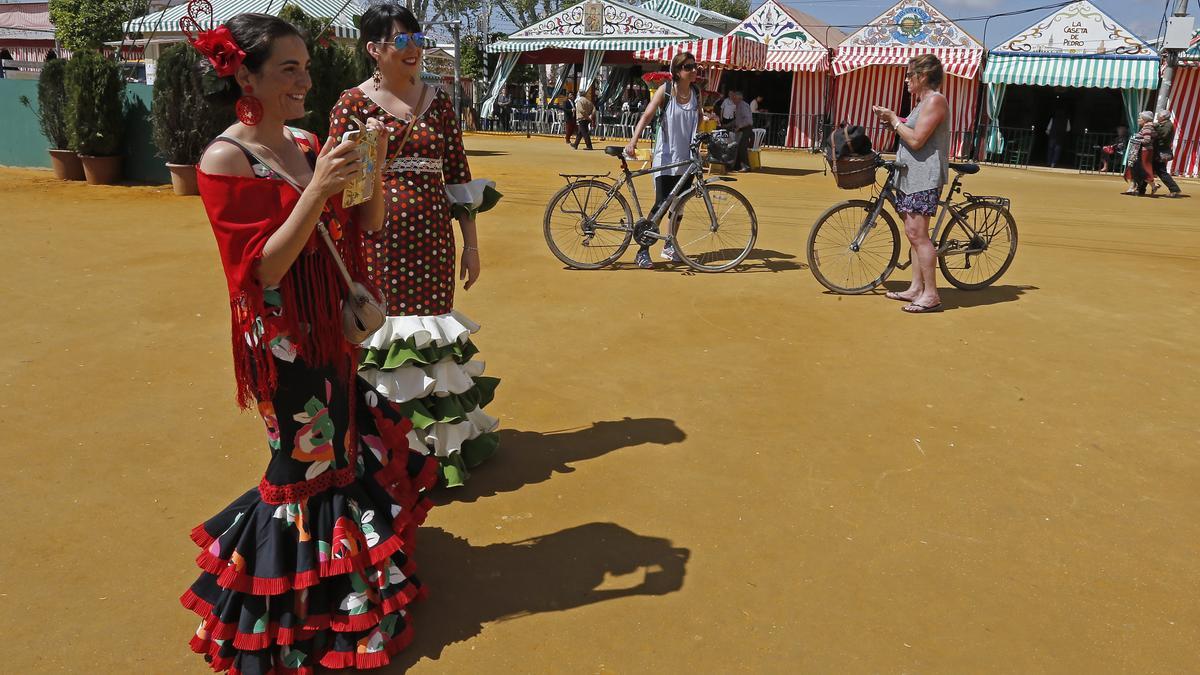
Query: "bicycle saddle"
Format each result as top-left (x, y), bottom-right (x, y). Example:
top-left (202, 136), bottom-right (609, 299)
top-left (949, 162), bottom-right (980, 175)
top-left (604, 146), bottom-right (627, 157)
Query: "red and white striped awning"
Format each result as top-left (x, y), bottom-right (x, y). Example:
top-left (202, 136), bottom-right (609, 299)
top-left (763, 49), bottom-right (829, 73)
top-left (635, 35), bottom-right (767, 71)
top-left (832, 45), bottom-right (983, 79)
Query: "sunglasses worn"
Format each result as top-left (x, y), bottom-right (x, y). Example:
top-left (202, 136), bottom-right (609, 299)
top-left (681, 63), bottom-right (698, 72)
top-left (387, 32), bottom-right (428, 51)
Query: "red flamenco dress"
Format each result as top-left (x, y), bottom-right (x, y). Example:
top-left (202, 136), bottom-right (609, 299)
top-left (182, 128), bottom-right (439, 674)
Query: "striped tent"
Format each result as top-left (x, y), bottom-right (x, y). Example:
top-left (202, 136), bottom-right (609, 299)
top-left (981, 1), bottom-right (1159, 158)
top-left (1167, 30), bottom-right (1200, 177)
top-left (633, 35), bottom-right (767, 70)
top-left (832, 0), bottom-right (983, 156)
top-left (125, 0), bottom-right (366, 39)
top-left (723, 0), bottom-right (844, 148)
top-left (640, 0), bottom-right (739, 33)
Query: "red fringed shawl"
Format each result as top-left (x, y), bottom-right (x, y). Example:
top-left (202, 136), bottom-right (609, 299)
top-left (196, 135), bottom-right (369, 408)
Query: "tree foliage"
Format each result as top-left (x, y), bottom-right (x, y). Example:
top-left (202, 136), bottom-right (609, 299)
top-left (48, 0), bottom-right (127, 52)
top-left (279, 5), bottom-right (360, 137)
top-left (701, 0), bottom-right (750, 21)
top-left (151, 43), bottom-right (233, 164)
top-left (21, 58), bottom-right (71, 149)
top-left (65, 50), bottom-right (126, 155)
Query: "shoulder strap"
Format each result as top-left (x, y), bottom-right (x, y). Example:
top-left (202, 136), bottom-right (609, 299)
top-left (395, 85), bottom-right (429, 157)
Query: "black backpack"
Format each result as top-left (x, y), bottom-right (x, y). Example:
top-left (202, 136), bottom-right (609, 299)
top-left (830, 123), bottom-right (872, 158)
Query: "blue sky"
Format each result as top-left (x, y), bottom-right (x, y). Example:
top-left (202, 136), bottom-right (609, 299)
top-left (486, 0), bottom-right (1192, 49)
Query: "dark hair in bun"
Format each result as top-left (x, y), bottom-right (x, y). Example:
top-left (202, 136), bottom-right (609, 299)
top-left (196, 13), bottom-right (305, 106)
top-left (358, 3), bottom-right (421, 68)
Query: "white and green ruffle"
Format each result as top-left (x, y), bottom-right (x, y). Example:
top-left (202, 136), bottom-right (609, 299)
top-left (446, 178), bottom-right (503, 221)
top-left (359, 310), bottom-right (500, 487)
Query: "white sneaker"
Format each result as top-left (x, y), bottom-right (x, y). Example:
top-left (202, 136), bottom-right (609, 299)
top-left (660, 244), bottom-right (682, 262)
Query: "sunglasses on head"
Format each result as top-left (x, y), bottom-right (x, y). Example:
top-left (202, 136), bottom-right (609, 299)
top-left (388, 32), bottom-right (428, 50)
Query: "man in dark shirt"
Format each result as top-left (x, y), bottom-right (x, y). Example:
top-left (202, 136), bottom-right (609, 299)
top-left (562, 94), bottom-right (577, 145)
top-left (729, 90), bottom-right (754, 172)
top-left (1152, 111), bottom-right (1182, 197)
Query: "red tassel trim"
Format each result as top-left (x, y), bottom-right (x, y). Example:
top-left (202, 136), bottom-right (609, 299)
top-left (256, 464), bottom-right (356, 506)
top-left (317, 619), bottom-right (416, 670)
top-left (192, 529), bottom-right (415, 595)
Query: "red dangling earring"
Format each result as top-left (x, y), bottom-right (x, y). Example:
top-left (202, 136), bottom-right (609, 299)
top-left (236, 85), bottom-right (263, 126)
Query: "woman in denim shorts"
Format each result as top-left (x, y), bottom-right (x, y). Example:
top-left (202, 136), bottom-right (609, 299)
top-left (872, 54), bottom-right (950, 313)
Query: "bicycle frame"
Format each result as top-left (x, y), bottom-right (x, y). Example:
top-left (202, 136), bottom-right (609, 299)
top-left (850, 161), bottom-right (1004, 269)
top-left (558, 138), bottom-right (730, 243)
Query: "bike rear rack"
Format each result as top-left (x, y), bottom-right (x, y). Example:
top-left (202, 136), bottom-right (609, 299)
top-left (964, 193), bottom-right (1011, 209)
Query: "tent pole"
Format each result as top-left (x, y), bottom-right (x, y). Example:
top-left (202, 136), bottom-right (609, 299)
top-left (1155, 0), bottom-right (1191, 114)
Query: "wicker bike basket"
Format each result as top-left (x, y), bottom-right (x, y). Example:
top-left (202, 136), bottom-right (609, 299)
top-left (827, 152), bottom-right (879, 190)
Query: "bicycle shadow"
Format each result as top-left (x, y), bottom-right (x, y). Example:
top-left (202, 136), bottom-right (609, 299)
top-left (750, 166), bottom-right (823, 178)
top-left (881, 281), bottom-right (1039, 311)
top-left (595, 249), bottom-right (804, 275)
top-left (381, 523), bottom-right (690, 670)
top-left (465, 149), bottom-right (509, 157)
top-left (436, 418), bottom-right (687, 504)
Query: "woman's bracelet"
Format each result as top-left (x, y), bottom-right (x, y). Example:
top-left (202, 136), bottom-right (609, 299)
top-left (463, 245), bottom-right (479, 253)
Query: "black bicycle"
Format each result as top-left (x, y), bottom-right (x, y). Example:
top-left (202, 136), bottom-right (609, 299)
top-left (807, 156), bottom-right (1018, 294)
top-left (543, 132), bottom-right (758, 272)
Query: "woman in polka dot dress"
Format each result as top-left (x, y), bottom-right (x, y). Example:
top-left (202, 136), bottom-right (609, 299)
top-left (330, 3), bottom-right (502, 487)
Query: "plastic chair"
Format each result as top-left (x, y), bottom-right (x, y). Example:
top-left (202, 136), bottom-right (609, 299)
top-left (549, 109), bottom-right (564, 136)
top-left (751, 128), bottom-right (767, 151)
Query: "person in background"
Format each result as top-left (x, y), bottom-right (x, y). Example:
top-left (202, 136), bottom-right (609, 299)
top-left (1123, 111), bottom-right (1157, 195)
top-left (0, 49), bottom-right (12, 78)
top-left (562, 93), bottom-right (577, 145)
top-left (750, 95), bottom-right (764, 114)
top-left (728, 90), bottom-right (753, 172)
top-left (495, 86), bottom-right (512, 131)
top-left (720, 91), bottom-right (736, 128)
top-left (573, 88), bottom-right (595, 151)
top-left (872, 53), bottom-right (950, 314)
top-left (1045, 100), bottom-right (1070, 168)
top-left (1152, 110), bottom-right (1183, 198)
top-left (1099, 124), bottom-right (1128, 173)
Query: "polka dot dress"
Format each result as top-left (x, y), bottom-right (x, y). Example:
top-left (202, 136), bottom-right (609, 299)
top-left (329, 87), bottom-right (472, 317)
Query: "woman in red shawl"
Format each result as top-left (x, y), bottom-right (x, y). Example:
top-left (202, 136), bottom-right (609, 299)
top-left (180, 13), bottom-right (438, 673)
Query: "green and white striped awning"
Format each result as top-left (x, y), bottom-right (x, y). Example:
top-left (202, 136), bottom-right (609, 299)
top-left (125, 0), bottom-right (366, 40)
top-left (983, 53), bottom-right (1160, 89)
top-left (488, 37), bottom-right (696, 53)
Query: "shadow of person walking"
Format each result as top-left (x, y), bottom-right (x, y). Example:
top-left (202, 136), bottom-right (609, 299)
top-left (437, 418), bottom-right (686, 504)
top-left (382, 523), bottom-right (690, 670)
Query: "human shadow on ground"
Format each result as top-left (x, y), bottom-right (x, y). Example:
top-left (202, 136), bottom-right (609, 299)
top-left (381, 523), bottom-right (690, 670)
top-left (435, 418), bottom-right (686, 504)
top-left (466, 149), bottom-right (509, 157)
top-left (749, 166), bottom-right (823, 178)
top-left (880, 280), bottom-right (1038, 311)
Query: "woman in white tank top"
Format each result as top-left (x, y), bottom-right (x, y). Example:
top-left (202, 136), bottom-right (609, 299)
top-left (626, 52), bottom-right (704, 269)
top-left (872, 54), bottom-right (950, 313)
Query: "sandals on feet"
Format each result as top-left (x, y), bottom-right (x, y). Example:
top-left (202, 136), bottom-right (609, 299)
top-left (885, 291), bottom-right (914, 301)
top-left (902, 302), bottom-right (942, 314)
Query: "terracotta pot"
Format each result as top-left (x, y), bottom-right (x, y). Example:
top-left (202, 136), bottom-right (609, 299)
top-left (166, 163), bottom-right (199, 196)
top-left (48, 149), bottom-right (85, 181)
top-left (78, 155), bottom-right (123, 185)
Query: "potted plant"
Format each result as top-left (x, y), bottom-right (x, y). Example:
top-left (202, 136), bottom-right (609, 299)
top-left (18, 58), bottom-right (83, 180)
top-left (151, 43), bottom-right (231, 195)
top-left (65, 50), bottom-right (125, 185)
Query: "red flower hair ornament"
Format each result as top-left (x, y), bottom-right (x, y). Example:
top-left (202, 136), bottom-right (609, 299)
top-left (178, 0), bottom-right (246, 78)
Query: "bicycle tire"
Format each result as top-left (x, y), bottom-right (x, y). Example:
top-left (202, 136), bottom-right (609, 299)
top-left (543, 179), bottom-right (634, 269)
top-left (673, 184), bottom-right (758, 272)
top-left (806, 200), bottom-right (901, 294)
top-left (937, 203), bottom-right (1018, 290)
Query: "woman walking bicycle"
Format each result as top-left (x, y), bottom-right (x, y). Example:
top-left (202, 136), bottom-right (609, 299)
top-left (625, 51), bottom-right (704, 269)
top-left (871, 54), bottom-right (949, 313)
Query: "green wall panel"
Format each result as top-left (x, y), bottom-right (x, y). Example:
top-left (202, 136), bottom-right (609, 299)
top-left (0, 79), bottom-right (170, 184)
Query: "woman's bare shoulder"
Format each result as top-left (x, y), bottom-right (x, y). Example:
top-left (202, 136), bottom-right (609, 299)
top-left (199, 134), bottom-right (255, 178)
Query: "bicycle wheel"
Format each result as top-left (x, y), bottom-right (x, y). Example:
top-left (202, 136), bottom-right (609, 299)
top-left (672, 184), bottom-right (757, 272)
top-left (937, 203), bottom-right (1018, 290)
top-left (806, 200), bottom-right (901, 294)
top-left (543, 179), bottom-right (634, 269)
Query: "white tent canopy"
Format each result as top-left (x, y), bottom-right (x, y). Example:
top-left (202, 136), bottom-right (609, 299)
top-left (125, 0), bottom-right (366, 40)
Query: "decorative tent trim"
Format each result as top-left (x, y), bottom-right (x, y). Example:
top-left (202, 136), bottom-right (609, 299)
top-left (997, 0), bottom-right (1154, 57)
top-left (125, 0), bottom-right (366, 39)
top-left (982, 53), bottom-right (1159, 89)
top-left (839, 0), bottom-right (981, 49)
top-left (634, 34), bottom-right (767, 70)
top-left (490, 0), bottom-right (719, 53)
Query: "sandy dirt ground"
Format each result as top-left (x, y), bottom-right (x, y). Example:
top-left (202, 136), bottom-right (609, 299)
top-left (1, 134), bottom-right (1198, 674)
